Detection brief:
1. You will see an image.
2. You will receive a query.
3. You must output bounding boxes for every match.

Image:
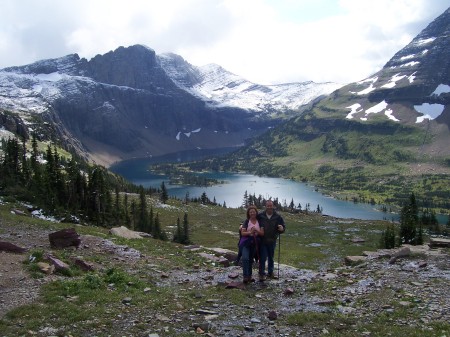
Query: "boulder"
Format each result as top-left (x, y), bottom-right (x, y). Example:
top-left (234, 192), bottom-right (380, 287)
top-left (46, 254), bottom-right (70, 272)
top-left (429, 237), bottom-right (450, 248)
top-left (73, 258), bottom-right (95, 271)
top-left (0, 241), bottom-right (27, 253)
top-left (344, 255), bottom-right (367, 266)
top-left (109, 226), bottom-right (143, 239)
top-left (49, 228), bottom-right (81, 249)
top-left (389, 246), bottom-right (411, 264)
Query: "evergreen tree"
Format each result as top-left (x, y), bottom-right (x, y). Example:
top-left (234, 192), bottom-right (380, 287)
top-left (380, 223), bottom-right (396, 249)
top-left (183, 212), bottom-right (191, 244)
top-left (242, 190), bottom-right (248, 208)
top-left (201, 191), bottom-right (208, 205)
top-left (130, 199), bottom-right (137, 230)
top-left (148, 206), bottom-right (154, 234)
top-left (152, 212), bottom-right (162, 239)
top-left (137, 186), bottom-right (149, 232)
top-left (87, 165), bottom-right (112, 226)
top-left (399, 193), bottom-right (419, 245)
top-left (173, 216), bottom-right (183, 243)
top-left (160, 181), bottom-right (168, 204)
top-left (123, 193), bottom-right (130, 226)
top-left (113, 186), bottom-right (121, 227)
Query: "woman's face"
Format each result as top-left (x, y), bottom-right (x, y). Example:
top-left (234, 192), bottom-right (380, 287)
top-left (249, 208), bottom-right (257, 218)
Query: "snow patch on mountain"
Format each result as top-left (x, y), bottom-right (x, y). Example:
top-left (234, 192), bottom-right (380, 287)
top-left (346, 101), bottom-right (400, 123)
top-left (432, 84), bottom-right (450, 96)
top-left (414, 103), bottom-right (445, 123)
top-left (158, 54), bottom-right (343, 113)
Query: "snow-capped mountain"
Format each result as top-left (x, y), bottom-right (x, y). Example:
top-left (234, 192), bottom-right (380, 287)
top-left (248, 6), bottom-right (450, 164)
top-left (158, 53), bottom-right (341, 114)
top-left (0, 45), bottom-right (338, 166)
top-left (335, 6), bottom-right (450, 129)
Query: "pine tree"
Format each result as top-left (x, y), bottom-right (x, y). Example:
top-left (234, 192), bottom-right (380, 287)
top-left (183, 212), bottom-right (191, 244)
top-left (152, 213), bottom-right (162, 239)
top-left (137, 186), bottom-right (149, 232)
top-left (242, 190), bottom-right (248, 208)
top-left (201, 191), bottom-right (208, 205)
top-left (399, 193), bottom-right (419, 245)
top-left (380, 223), bottom-right (396, 249)
top-left (173, 216), bottom-right (183, 243)
top-left (123, 193), bottom-right (130, 226)
top-left (160, 181), bottom-right (168, 204)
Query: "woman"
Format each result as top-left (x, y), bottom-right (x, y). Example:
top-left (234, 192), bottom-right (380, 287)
top-left (239, 205), bottom-right (264, 283)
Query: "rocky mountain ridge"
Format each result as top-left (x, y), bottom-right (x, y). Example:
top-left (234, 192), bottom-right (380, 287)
top-left (0, 45), bottom-right (339, 166)
top-left (158, 53), bottom-right (341, 113)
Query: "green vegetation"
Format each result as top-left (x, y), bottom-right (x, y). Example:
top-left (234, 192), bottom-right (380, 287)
top-left (169, 105), bottom-right (450, 216)
top-left (1, 194), bottom-right (449, 336)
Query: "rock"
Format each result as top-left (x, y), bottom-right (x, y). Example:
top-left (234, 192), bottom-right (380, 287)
top-left (46, 254), bottom-right (70, 272)
top-left (268, 310), bottom-right (277, 321)
top-left (351, 237), bottom-right (365, 243)
top-left (0, 241), bottom-right (27, 253)
top-left (109, 226), bottom-right (143, 239)
top-left (228, 272), bottom-right (239, 279)
top-left (389, 247), bottom-right (411, 264)
top-left (225, 281), bottom-right (246, 290)
top-left (122, 297), bottom-right (132, 305)
top-left (73, 258), bottom-right (94, 271)
top-left (11, 209), bottom-right (27, 216)
top-left (49, 228), bottom-right (81, 249)
top-left (196, 309), bottom-right (218, 315)
top-left (37, 262), bottom-right (54, 274)
top-left (283, 287), bottom-right (294, 296)
top-left (192, 322), bottom-right (213, 333)
top-left (429, 237), bottom-right (450, 248)
top-left (345, 256), bottom-right (367, 265)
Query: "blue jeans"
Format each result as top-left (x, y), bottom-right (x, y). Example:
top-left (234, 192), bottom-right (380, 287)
top-left (260, 241), bottom-right (276, 275)
top-left (242, 245), bottom-right (255, 278)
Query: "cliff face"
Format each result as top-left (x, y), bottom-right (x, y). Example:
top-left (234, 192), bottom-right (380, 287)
top-left (0, 45), bottom-right (274, 165)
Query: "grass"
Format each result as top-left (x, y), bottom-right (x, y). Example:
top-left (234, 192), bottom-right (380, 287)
top-left (0, 200), bottom-right (448, 337)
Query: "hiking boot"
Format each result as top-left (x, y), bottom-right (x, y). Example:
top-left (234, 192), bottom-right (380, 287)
top-left (243, 277), bottom-right (249, 284)
top-left (268, 273), bottom-right (277, 279)
top-left (258, 274), bottom-right (266, 282)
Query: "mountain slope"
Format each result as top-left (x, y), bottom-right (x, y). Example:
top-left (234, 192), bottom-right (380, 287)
top-left (0, 45), bottom-right (339, 166)
top-left (217, 7), bottom-right (450, 210)
top-left (158, 53), bottom-right (341, 114)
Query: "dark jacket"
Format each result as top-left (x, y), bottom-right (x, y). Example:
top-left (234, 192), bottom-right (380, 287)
top-left (258, 211), bottom-right (285, 244)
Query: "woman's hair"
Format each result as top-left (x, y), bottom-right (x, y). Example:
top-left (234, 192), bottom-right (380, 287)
top-left (246, 205), bottom-right (258, 219)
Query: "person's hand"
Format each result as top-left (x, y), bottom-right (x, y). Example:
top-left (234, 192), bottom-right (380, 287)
top-left (277, 225), bottom-right (283, 232)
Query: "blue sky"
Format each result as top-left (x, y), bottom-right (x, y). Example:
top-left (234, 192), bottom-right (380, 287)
top-left (0, 0), bottom-right (448, 84)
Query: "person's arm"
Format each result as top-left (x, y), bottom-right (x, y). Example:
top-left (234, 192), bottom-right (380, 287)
top-left (277, 216), bottom-right (285, 233)
top-left (241, 220), bottom-right (252, 236)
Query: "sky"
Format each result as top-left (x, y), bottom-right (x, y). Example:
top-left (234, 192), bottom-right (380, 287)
top-left (0, 0), bottom-right (449, 85)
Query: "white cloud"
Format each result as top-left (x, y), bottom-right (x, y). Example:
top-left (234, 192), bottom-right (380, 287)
top-left (0, 0), bottom-right (448, 84)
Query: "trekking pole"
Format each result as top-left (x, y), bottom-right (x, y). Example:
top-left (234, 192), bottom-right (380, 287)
top-left (254, 233), bottom-right (260, 264)
top-left (277, 233), bottom-right (281, 279)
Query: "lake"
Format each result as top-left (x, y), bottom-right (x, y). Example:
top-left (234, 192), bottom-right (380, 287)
top-left (110, 149), bottom-right (399, 222)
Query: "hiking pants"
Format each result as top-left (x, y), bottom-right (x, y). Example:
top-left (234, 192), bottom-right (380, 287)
top-left (242, 245), bottom-right (255, 278)
top-left (260, 241), bottom-right (276, 275)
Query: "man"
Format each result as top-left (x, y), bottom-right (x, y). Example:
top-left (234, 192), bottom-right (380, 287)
top-left (258, 200), bottom-right (285, 281)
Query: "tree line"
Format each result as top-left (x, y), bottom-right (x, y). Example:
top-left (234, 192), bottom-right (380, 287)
top-left (0, 136), bottom-right (191, 244)
top-left (380, 193), bottom-right (450, 249)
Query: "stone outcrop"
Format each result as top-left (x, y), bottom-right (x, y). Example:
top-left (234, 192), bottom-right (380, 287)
top-left (0, 241), bottom-right (27, 253)
top-left (48, 228), bottom-right (81, 249)
top-left (109, 226), bottom-right (144, 239)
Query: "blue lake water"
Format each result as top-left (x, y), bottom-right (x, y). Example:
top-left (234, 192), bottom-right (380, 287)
top-left (110, 149), bottom-right (400, 222)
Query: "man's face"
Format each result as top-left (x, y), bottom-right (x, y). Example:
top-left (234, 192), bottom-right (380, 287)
top-left (265, 201), bottom-right (274, 214)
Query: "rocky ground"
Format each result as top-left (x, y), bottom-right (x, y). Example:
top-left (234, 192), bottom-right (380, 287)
top-left (1, 217), bottom-right (449, 337)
